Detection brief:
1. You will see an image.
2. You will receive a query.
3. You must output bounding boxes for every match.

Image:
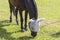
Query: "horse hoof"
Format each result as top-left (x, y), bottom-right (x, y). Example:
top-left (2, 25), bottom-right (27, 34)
top-left (20, 29), bottom-right (25, 32)
top-left (24, 28), bottom-right (28, 31)
top-left (10, 20), bottom-right (12, 23)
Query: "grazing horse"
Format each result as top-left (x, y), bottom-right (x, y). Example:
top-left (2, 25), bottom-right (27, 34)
top-left (8, 0), bottom-right (45, 37)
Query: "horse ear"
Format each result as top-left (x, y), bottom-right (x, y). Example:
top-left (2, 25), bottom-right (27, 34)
top-left (37, 18), bottom-right (46, 22)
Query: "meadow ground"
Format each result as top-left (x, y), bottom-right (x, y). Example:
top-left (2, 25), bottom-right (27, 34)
top-left (0, 0), bottom-right (60, 40)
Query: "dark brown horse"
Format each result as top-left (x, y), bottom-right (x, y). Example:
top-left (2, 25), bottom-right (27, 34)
top-left (8, 0), bottom-right (38, 37)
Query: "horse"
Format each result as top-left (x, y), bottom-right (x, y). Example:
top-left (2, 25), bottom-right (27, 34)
top-left (8, 0), bottom-right (45, 37)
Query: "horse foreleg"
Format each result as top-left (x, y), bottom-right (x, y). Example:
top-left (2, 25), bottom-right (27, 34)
top-left (24, 10), bottom-right (28, 31)
top-left (19, 10), bottom-right (24, 32)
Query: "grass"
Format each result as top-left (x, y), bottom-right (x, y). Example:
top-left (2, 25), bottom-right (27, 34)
top-left (0, 0), bottom-right (60, 40)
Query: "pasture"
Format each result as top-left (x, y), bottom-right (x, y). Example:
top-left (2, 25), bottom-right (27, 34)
top-left (0, 0), bottom-right (60, 40)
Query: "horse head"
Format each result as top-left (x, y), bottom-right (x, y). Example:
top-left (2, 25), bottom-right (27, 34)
top-left (28, 18), bottom-right (46, 37)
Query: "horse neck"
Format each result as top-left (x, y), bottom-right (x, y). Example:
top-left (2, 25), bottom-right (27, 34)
top-left (25, 0), bottom-right (38, 20)
top-left (29, 6), bottom-right (38, 20)
top-left (29, 12), bottom-right (38, 20)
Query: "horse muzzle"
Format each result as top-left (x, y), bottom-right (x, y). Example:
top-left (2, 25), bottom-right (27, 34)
top-left (31, 31), bottom-right (37, 37)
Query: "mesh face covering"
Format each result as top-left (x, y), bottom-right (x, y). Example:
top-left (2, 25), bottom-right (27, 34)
top-left (29, 18), bottom-right (46, 32)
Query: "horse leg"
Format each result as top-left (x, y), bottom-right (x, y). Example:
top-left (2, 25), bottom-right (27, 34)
top-left (10, 6), bottom-right (12, 22)
top-left (8, 0), bottom-right (12, 22)
top-left (9, 4), bottom-right (19, 25)
top-left (14, 8), bottom-right (19, 25)
top-left (24, 10), bottom-right (28, 31)
top-left (9, 3), bottom-right (13, 22)
top-left (10, 6), bottom-right (19, 25)
top-left (8, 1), bottom-right (15, 23)
top-left (19, 10), bottom-right (25, 32)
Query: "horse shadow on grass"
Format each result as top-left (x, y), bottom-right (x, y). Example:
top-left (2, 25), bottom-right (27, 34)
top-left (0, 20), bottom-right (11, 27)
top-left (0, 20), bottom-right (16, 27)
top-left (0, 20), bottom-right (34, 40)
top-left (51, 32), bottom-right (60, 38)
top-left (0, 20), bottom-right (17, 40)
top-left (0, 28), bottom-right (34, 40)
top-left (0, 28), bottom-right (16, 40)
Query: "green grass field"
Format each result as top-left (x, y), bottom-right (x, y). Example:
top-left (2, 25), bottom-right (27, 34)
top-left (0, 0), bottom-right (60, 40)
